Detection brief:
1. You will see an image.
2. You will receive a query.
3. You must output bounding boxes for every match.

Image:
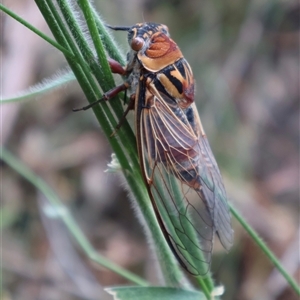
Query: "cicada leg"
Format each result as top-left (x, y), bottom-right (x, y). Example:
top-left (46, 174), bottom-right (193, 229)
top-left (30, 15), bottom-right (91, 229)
top-left (73, 57), bottom-right (128, 112)
top-left (72, 82), bottom-right (130, 112)
top-left (107, 58), bottom-right (127, 76)
top-left (73, 57), bottom-right (135, 135)
top-left (110, 94), bottom-right (136, 137)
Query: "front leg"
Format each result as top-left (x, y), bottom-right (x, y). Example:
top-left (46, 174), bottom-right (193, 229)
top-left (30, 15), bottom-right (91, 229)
top-left (73, 57), bottom-right (129, 112)
top-left (73, 82), bottom-right (130, 112)
top-left (107, 58), bottom-right (127, 75)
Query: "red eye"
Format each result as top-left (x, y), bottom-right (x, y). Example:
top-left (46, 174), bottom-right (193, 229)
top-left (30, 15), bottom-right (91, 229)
top-left (131, 37), bottom-right (144, 51)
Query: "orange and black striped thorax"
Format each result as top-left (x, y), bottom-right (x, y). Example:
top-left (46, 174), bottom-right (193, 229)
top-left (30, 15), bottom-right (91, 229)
top-left (149, 58), bottom-right (195, 108)
top-left (109, 22), bottom-right (195, 109)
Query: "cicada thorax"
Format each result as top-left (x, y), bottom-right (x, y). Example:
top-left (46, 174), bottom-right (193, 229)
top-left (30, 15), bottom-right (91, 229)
top-left (137, 32), bottom-right (183, 71)
top-left (149, 58), bottom-right (195, 108)
top-left (125, 23), bottom-right (195, 110)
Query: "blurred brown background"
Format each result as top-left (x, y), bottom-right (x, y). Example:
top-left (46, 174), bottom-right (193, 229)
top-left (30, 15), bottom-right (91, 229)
top-left (1, 0), bottom-right (299, 299)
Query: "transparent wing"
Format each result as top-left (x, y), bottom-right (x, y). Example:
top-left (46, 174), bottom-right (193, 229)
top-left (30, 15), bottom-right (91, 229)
top-left (139, 91), bottom-right (233, 275)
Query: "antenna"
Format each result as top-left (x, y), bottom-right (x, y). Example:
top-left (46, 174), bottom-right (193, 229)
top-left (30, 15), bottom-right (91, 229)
top-left (106, 25), bottom-right (131, 31)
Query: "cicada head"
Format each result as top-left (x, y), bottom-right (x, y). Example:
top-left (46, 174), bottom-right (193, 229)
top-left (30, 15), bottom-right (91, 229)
top-left (108, 23), bottom-right (183, 72)
top-left (126, 23), bottom-right (170, 52)
top-left (107, 22), bottom-right (169, 51)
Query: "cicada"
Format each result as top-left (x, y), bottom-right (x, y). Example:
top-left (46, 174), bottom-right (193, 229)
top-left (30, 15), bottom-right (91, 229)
top-left (76, 22), bottom-right (233, 275)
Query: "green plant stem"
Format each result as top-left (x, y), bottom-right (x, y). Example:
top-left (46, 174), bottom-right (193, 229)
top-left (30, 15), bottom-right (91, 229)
top-left (77, 0), bottom-right (138, 161)
top-left (57, 0), bottom-right (95, 63)
top-left (43, 0), bottom-right (95, 79)
top-left (34, 0), bottom-right (133, 193)
top-left (49, 0), bottom-right (136, 161)
top-left (75, 0), bottom-right (126, 65)
top-left (79, 0), bottom-right (112, 86)
top-left (56, 0), bottom-right (119, 102)
top-left (56, 0), bottom-right (137, 159)
top-left (34, 1), bottom-right (134, 184)
top-left (35, 0), bottom-right (115, 136)
top-left (0, 147), bottom-right (149, 287)
top-left (230, 205), bottom-right (300, 296)
top-left (34, 0), bottom-right (96, 102)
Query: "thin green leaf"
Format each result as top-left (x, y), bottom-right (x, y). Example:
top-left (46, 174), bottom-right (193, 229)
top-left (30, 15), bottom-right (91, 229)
top-left (105, 287), bottom-right (206, 300)
top-left (230, 205), bottom-right (300, 296)
top-left (1, 70), bottom-right (75, 103)
top-left (75, 0), bottom-right (126, 65)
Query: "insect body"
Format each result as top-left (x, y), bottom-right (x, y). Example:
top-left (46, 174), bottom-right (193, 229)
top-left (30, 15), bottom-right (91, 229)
top-left (77, 22), bottom-right (234, 275)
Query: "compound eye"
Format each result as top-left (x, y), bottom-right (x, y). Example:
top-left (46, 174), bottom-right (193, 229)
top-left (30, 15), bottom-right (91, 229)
top-left (131, 37), bottom-right (144, 51)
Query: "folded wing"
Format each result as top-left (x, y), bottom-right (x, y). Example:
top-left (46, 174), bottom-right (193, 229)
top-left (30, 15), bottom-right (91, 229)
top-left (139, 89), bottom-right (233, 275)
